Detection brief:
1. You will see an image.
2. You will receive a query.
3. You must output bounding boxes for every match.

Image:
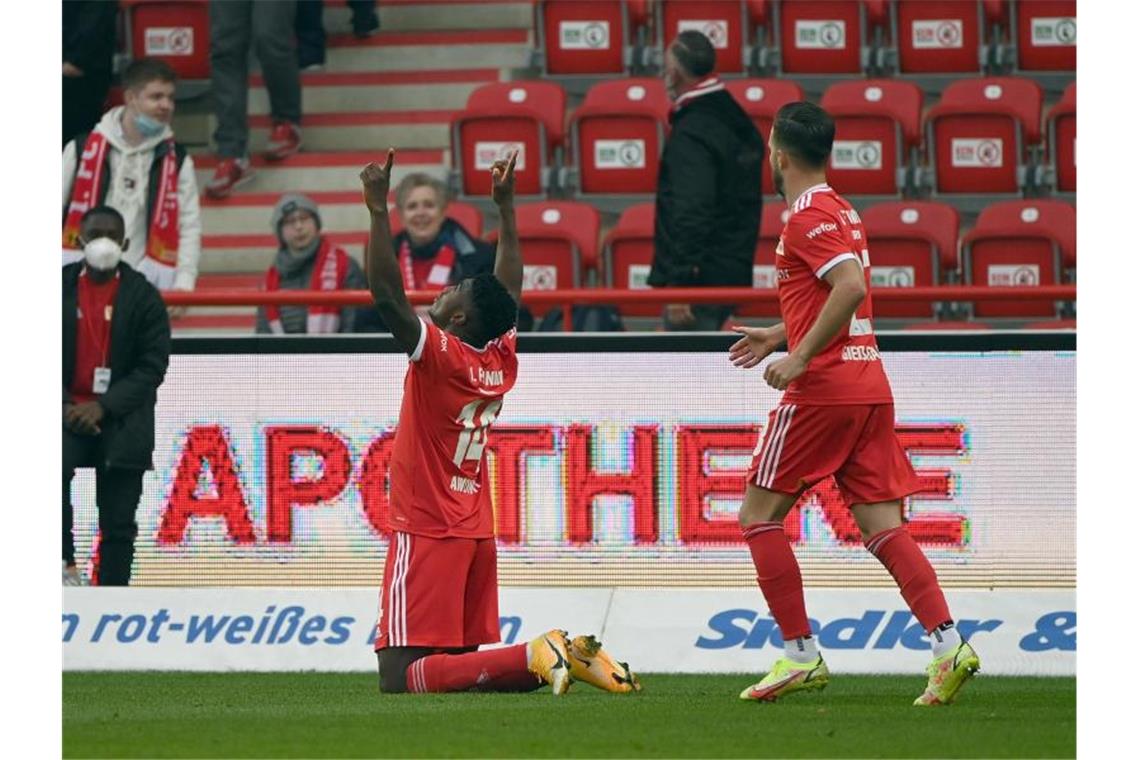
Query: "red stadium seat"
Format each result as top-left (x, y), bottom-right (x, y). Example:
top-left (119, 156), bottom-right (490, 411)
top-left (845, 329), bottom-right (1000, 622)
top-left (537, 0), bottom-right (644, 75)
top-left (1010, 1), bottom-right (1075, 72)
top-left (861, 202), bottom-right (961, 318)
top-left (739, 203), bottom-right (791, 317)
top-left (122, 0), bottom-right (211, 80)
top-left (724, 79), bottom-right (804, 195)
top-left (891, 0), bottom-right (987, 74)
top-left (1046, 82), bottom-right (1076, 194)
top-left (602, 202), bottom-right (658, 316)
top-left (777, 1), bottom-right (868, 74)
top-left (923, 76), bottom-right (1042, 194)
top-left (569, 79), bottom-right (670, 195)
top-left (388, 202), bottom-right (484, 240)
top-left (451, 82), bottom-right (566, 197)
top-left (488, 201), bottom-right (601, 290)
top-left (960, 199), bottom-right (1075, 318)
top-left (658, 1), bottom-right (749, 73)
top-left (820, 80), bottom-right (923, 196)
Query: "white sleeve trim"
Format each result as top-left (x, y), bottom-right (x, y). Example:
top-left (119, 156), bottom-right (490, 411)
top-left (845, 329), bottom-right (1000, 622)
top-left (815, 252), bottom-right (860, 280)
top-left (409, 319), bottom-right (429, 362)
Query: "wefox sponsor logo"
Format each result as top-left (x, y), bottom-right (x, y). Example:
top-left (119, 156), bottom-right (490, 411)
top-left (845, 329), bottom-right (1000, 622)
top-left (805, 222), bottom-right (838, 240)
top-left (695, 609), bottom-right (1002, 651)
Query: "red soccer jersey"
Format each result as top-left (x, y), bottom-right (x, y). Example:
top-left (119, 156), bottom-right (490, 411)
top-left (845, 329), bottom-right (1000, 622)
top-left (775, 183), bottom-right (894, 405)
top-left (387, 319), bottom-right (519, 539)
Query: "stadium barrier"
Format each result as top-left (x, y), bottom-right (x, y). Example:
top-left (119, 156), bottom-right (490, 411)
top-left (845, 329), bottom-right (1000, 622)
top-left (163, 286), bottom-right (1077, 329)
top-left (64, 331), bottom-right (1074, 674)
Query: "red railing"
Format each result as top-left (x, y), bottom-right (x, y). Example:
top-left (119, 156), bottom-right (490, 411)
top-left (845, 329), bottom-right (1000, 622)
top-left (163, 286), bottom-right (1076, 328)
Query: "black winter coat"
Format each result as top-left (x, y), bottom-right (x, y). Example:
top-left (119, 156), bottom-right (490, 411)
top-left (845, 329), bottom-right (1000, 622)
top-left (63, 262), bottom-right (171, 470)
top-left (648, 89), bottom-right (764, 288)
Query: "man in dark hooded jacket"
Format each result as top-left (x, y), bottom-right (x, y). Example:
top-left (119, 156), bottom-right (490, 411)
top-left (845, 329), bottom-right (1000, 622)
top-left (648, 30), bottom-right (764, 331)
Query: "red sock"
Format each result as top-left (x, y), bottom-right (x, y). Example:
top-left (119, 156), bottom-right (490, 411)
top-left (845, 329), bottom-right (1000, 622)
top-left (743, 522), bottom-right (812, 640)
top-left (865, 527), bottom-right (952, 632)
top-left (406, 644), bottom-right (539, 693)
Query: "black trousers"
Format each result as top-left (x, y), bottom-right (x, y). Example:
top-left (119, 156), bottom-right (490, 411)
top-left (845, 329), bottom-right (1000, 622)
top-left (63, 429), bottom-right (145, 586)
top-left (62, 72), bottom-right (111, 148)
top-left (663, 304), bottom-right (735, 332)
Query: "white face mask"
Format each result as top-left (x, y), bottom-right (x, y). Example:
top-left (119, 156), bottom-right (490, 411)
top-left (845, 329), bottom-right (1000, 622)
top-left (83, 237), bottom-right (124, 271)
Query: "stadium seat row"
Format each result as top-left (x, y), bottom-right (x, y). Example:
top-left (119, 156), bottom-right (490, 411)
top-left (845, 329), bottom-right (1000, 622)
top-left (536, 0), bottom-right (1075, 77)
top-left (451, 77), bottom-right (1075, 198)
top-left (428, 197), bottom-right (1074, 320)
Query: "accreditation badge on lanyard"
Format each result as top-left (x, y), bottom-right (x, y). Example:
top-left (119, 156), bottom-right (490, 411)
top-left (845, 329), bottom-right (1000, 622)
top-left (83, 299), bottom-right (113, 394)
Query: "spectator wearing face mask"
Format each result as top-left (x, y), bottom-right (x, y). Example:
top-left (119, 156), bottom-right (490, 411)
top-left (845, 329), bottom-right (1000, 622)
top-left (62, 58), bottom-right (202, 316)
top-left (256, 194), bottom-right (367, 334)
top-left (63, 206), bottom-right (171, 586)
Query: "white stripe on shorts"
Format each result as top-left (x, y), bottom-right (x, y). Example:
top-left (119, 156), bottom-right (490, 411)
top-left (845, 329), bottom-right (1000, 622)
top-left (760, 405), bottom-right (797, 489)
top-left (755, 405), bottom-right (790, 486)
top-left (389, 533), bottom-right (410, 646)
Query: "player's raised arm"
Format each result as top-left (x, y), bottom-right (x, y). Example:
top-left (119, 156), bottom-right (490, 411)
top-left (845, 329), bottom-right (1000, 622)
top-left (490, 151), bottom-right (523, 303)
top-left (360, 150), bottom-right (422, 354)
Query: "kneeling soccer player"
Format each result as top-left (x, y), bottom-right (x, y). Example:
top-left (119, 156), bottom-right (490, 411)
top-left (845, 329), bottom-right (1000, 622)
top-left (728, 103), bottom-right (980, 706)
top-left (360, 149), bottom-right (640, 695)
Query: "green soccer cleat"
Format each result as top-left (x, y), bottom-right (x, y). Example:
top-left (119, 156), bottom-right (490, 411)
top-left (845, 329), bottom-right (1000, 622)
top-left (914, 641), bottom-right (981, 706)
top-left (739, 656), bottom-right (830, 702)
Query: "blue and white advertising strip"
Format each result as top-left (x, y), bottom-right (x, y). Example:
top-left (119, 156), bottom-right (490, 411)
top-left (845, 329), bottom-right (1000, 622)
top-left (63, 588), bottom-right (1074, 676)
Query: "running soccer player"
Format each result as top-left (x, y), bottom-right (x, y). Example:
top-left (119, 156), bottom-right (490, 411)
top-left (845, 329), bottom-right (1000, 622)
top-left (360, 149), bottom-right (640, 695)
top-left (728, 103), bottom-right (980, 706)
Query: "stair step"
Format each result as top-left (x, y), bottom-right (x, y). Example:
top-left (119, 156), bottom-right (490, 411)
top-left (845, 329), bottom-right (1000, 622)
top-left (321, 1), bottom-right (532, 34)
top-left (193, 149), bottom-right (447, 193)
top-left (249, 69), bottom-right (497, 114)
top-left (247, 110), bottom-right (454, 151)
top-left (326, 29), bottom-right (531, 72)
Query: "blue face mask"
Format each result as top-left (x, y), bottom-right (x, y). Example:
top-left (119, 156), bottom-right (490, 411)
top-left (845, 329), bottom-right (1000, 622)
top-left (134, 112), bottom-right (166, 138)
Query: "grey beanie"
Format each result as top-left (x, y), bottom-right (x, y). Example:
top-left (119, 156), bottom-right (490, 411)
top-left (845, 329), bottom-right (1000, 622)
top-left (271, 194), bottom-right (322, 243)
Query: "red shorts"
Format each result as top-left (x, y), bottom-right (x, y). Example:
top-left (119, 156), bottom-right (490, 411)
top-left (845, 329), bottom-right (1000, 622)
top-left (747, 403), bottom-right (920, 505)
top-left (373, 531), bottom-right (500, 651)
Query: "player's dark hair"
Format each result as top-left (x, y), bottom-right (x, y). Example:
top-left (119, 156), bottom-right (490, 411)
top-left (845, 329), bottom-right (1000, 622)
top-left (122, 57), bottom-right (178, 91)
top-left (81, 205), bottom-right (126, 236)
top-left (771, 101), bottom-right (835, 170)
top-left (466, 273), bottom-right (518, 346)
top-left (671, 30), bottom-right (717, 77)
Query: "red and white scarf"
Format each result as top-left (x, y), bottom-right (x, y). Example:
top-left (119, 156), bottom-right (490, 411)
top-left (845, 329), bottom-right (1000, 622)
top-left (264, 238), bottom-right (351, 334)
top-left (62, 131), bottom-right (181, 288)
top-left (398, 238), bottom-right (457, 291)
top-left (669, 76), bottom-right (726, 118)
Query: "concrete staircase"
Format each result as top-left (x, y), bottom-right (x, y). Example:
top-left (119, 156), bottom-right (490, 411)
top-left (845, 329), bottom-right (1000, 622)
top-left (174, 1), bottom-right (533, 335)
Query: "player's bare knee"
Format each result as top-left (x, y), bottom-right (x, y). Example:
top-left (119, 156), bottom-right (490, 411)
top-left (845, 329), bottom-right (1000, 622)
top-left (740, 485), bottom-right (796, 527)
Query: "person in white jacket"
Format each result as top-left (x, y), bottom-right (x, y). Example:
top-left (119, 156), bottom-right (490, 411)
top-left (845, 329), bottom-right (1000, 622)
top-left (62, 58), bottom-right (201, 311)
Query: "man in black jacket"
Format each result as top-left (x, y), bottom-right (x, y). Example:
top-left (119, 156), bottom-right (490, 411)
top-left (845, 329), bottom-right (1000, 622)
top-left (63, 207), bottom-right (171, 586)
top-left (648, 30), bottom-right (764, 331)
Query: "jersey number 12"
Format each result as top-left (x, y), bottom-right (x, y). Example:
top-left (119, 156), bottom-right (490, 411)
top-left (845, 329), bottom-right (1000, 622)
top-left (453, 398), bottom-right (503, 467)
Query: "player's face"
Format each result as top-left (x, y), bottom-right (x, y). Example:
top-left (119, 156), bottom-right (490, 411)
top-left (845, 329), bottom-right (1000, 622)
top-left (428, 279), bottom-right (473, 330)
top-left (400, 186), bottom-right (446, 247)
top-left (769, 132), bottom-right (786, 198)
top-left (663, 47), bottom-right (682, 100)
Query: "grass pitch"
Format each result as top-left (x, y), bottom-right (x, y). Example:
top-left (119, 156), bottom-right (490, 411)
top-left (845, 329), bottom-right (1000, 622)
top-left (63, 672), bottom-right (1074, 758)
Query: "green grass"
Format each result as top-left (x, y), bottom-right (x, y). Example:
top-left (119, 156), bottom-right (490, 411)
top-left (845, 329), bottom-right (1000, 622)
top-left (63, 672), bottom-right (1074, 758)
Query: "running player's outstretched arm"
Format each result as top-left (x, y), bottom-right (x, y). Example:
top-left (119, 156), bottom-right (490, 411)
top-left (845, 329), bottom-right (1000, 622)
top-left (360, 150), bottom-right (422, 355)
top-left (490, 151), bottom-right (523, 303)
top-left (764, 259), bottom-right (866, 390)
top-left (729, 322), bottom-right (787, 369)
